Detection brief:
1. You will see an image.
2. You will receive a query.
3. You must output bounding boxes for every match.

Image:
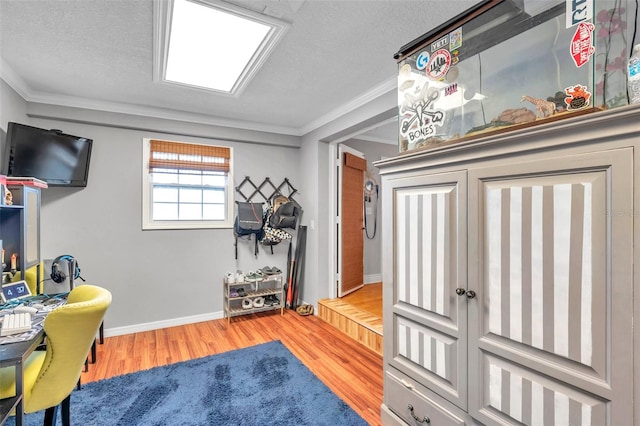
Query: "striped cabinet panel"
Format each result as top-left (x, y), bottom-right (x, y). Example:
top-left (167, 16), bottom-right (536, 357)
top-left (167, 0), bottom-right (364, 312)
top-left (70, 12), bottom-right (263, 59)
top-left (396, 186), bottom-right (454, 316)
top-left (484, 179), bottom-right (603, 370)
top-left (397, 316), bottom-right (456, 383)
top-left (468, 148), bottom-right (633, 425)
top-left (485, 355), bottom-right (606, 425)
top-left (386, 170), bottom-right (468, 409)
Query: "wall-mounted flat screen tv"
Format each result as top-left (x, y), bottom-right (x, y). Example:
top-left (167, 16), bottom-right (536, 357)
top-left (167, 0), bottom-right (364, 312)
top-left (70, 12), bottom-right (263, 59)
top-left (1, 122), bottom-right (93, 187)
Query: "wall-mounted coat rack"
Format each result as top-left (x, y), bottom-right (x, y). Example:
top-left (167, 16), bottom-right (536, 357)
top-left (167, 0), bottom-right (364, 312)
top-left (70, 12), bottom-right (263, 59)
top-left (234, 176), bottom-right (301, 259)
top-left (235, 177), bottom-right (298, 203)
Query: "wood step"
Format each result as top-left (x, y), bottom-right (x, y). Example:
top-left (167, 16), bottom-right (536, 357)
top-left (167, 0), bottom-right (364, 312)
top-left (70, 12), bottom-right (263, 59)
top-left (318, 298), bottom-right (383, 355)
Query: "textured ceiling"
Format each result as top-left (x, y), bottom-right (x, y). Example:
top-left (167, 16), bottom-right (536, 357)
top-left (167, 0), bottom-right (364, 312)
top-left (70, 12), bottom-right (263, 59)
top-left (0, 0), bottom-right (477, 137)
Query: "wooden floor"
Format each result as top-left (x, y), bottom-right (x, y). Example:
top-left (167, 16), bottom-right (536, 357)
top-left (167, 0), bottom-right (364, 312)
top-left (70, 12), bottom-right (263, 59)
top-left (318, 283), bottom-right (383, 355)
top-left (81, 309), bottom-right (384, 426)
top-left (342, 282), bottom-right (383, 317)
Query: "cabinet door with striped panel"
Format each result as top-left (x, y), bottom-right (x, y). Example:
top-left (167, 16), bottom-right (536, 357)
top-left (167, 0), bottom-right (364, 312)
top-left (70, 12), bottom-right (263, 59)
top-left (386, 170), bottom-right (468, 410)
top-left (467, 148), bottom-right (633, 426)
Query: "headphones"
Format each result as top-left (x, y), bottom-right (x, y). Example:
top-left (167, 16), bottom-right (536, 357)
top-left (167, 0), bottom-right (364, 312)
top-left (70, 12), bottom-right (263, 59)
top-left (51, 255), bottom-right (81, 284)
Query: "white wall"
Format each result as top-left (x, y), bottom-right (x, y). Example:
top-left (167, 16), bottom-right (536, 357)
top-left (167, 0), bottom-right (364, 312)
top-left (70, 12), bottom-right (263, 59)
top-left (295, 135), bottom-right (322, 306)
top-left (1, 84), bottom-right (303, 335)
top-left (300, 88), bottom-right (397, 302)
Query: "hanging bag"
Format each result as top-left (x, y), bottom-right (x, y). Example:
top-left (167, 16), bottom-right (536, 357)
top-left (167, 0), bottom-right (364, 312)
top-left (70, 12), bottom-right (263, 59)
top-left (269, 199), bottom-right (300, 229)
top-left (234, 202), bottom-right (264, 258)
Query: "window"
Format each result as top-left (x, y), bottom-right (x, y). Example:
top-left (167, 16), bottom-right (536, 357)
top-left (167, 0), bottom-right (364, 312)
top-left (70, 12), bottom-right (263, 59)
top-left (142, 139), bottom-right (234, 230)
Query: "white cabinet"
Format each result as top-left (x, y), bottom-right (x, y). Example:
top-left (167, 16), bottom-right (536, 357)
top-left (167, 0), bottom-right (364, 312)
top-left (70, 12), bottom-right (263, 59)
top-left (378, 106), bottom-right (638, 425)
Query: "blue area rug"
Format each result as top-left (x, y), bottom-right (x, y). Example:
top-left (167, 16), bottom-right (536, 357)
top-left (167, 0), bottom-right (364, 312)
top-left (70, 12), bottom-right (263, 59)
top-left (10, 340), bottom-right (367, 426)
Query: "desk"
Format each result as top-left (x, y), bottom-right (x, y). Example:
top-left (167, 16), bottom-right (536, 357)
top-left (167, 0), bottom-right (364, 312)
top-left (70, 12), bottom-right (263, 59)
top-left (0, 295), bottom-right (65, 426)
top-left (0, 328), bottom-right (44, 426)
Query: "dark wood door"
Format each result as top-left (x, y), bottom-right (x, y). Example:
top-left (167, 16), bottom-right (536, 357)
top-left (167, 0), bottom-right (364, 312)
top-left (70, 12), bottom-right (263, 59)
top-left (340, 150), bottom-right (366, 296)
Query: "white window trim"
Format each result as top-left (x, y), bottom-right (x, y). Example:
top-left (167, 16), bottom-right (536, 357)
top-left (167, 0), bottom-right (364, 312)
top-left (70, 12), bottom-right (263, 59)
top-left (141, 137), bottom-right (235, 230)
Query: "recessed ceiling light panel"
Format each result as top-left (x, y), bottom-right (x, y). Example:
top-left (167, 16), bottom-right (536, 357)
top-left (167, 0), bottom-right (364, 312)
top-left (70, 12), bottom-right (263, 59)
top-left (154, 0), bottom-right (289, 96)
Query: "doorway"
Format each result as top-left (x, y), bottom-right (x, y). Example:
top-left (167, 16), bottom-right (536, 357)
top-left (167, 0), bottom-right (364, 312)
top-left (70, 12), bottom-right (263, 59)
top-left (317, 119), bottom-right (396, 352)
top-left (336, 134), bottom-right (396, 294)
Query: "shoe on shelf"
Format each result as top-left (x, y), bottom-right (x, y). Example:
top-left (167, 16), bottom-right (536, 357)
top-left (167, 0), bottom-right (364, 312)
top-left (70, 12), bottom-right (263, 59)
top-left (236, 270), bottom-right (245, 283)
top-left (242, 299), bottom-right (253, 310)
top-left (268, 295), bottom-right (281, 306)
top-left (264, 295), bottom-right (280, 307)
top-left (261, 266), bottom-right (282, 275)
top-left (225, 272), bottom-right (235, 283)
top-left (252, 297), bottom-right (265, 308)
top-left (230, 289), bottom-right (239, 298)
top-left (246, 271), bottom-right (263, 282)
top-left (237, 288), bottom-right (246, 297)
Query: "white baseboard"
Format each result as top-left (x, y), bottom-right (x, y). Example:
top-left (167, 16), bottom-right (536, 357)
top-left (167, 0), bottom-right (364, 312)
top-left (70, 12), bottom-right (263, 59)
top-left (103, 310), bottom-right (225, 338)
top-left (364, 274), bottom-right (382, 284)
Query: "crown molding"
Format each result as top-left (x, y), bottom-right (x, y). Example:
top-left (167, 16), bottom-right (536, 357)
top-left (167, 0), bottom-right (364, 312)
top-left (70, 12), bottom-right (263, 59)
top-left (1, 58), bottom-right (398, 139)
top-left (0, 58), bottom-right (33, 100)
top-left (1, 60), bottom-right (299, 136)
top-left (352, 134), bottom-right (397, 145)
top-left (26, 91), bottom-right (300, 135)
top-left (299, 76), bottom-right (396, 136)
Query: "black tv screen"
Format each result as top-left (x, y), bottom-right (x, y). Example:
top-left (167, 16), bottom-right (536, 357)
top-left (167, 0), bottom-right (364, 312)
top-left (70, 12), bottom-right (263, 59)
top-left (2, 122), bottom-right (93, 187)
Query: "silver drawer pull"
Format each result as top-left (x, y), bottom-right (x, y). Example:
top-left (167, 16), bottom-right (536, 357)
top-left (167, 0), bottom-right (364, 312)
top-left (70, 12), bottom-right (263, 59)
top-left (408, 404), bottom-right (430, 423)
top-left (399, 379), bottom-right (414, 389)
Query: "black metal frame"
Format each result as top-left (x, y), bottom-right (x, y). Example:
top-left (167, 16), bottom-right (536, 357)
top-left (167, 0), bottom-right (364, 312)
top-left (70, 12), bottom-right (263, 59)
top-left (235, 176), bottom-right (298, 203)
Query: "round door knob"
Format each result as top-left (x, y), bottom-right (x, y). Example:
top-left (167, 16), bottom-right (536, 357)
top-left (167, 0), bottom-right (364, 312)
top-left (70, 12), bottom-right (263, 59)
top-left (455, 288), bottom-right (466, 296)
top-left (466, 290), bottom-right (476, 299)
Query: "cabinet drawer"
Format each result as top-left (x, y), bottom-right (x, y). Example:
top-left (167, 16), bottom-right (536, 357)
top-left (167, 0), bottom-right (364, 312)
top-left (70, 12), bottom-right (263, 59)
top-left (386, 370), bottom-right (465, 425)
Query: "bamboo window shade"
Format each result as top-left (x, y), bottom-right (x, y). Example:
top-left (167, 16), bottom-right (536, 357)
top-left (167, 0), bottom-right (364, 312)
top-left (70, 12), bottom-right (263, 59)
top-left (149, 140), bottom-right (230, 172)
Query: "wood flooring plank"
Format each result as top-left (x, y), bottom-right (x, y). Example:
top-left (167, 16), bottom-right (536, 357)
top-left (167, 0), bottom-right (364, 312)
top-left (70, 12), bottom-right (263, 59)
top-left (341, 282), bottom-right (383, 317)
top-left (82, 310), bottom-right (383, 426)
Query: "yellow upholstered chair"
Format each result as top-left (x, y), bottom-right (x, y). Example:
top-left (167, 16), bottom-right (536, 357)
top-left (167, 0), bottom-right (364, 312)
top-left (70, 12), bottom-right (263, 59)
top-left (0, 284), bottom-right (111, 425)
top-left (10, 262), bottom-right (44, 295)
top-left (12, 265), bottom-right (105, 369)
